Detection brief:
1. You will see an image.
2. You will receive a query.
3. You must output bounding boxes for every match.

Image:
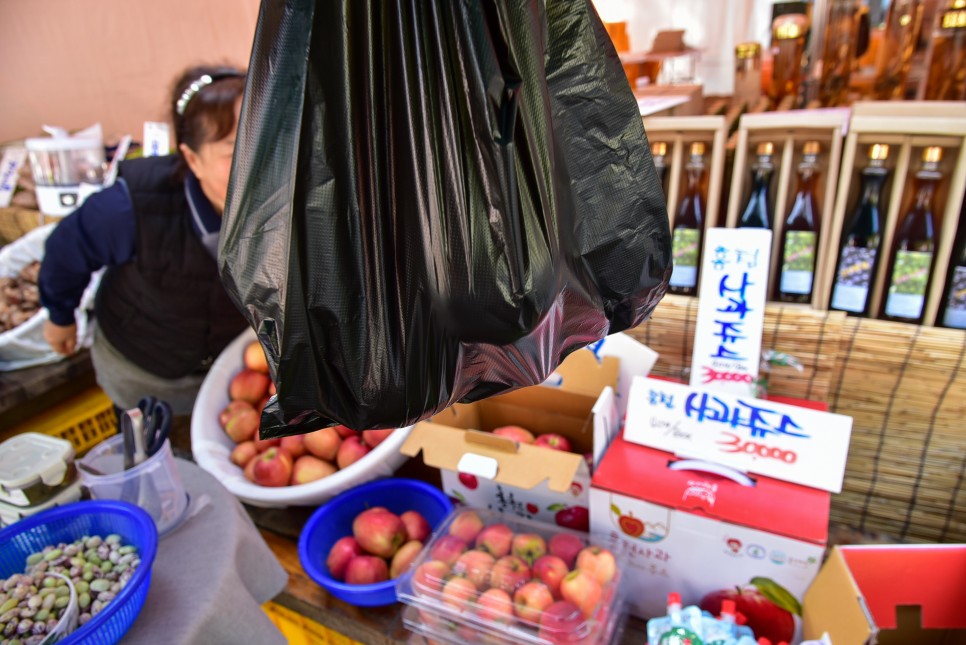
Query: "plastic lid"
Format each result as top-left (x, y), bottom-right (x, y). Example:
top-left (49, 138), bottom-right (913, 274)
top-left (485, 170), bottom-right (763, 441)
top-left (668, 592), bottom-right (682, 605)
top-left (0, 433), bottom-right (75, 490)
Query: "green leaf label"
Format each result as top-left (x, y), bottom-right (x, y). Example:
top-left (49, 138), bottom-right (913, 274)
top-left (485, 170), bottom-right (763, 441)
top-left (547, 503), bottom-right (565, 512)
top-left (610, 503), bottom-right (622, 516)
top-left (751, 576), bottom-right (802, 616)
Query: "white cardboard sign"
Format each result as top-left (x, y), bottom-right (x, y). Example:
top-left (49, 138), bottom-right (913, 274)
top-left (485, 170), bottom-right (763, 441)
top-left (690, 228), bottom-right (772, 396)
top-left (623, 376), bottom-right (852, 493)
top-left (0, 148), bottom-right (26, 208)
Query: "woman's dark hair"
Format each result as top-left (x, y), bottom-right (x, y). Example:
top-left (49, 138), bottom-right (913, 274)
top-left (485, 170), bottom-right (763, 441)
top-left (170, 65), bottom-right (246, 162)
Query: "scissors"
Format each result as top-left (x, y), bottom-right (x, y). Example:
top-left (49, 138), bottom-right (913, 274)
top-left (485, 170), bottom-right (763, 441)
top-left (136, 396), bottom-right (173, 463)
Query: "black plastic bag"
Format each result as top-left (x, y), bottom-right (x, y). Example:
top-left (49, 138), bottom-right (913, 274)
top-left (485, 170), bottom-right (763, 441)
top-left (220, 0), bottom-right (670, 436)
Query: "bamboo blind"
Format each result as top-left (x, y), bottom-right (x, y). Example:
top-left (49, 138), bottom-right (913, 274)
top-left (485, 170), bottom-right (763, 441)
top-left (627, 294), bottom-right (966, 543)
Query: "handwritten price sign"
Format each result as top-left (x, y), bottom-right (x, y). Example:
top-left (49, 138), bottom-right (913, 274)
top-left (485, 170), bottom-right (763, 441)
top-left (624, 377), bottom-right (852, 493)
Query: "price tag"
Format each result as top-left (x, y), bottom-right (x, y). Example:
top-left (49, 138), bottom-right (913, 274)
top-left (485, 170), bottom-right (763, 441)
top-left (623, 376), bottom-right (852, 493)
top-left (0, 148), bottom-right (26, 208)
top-left (690, 228), bottom-right (772, 396)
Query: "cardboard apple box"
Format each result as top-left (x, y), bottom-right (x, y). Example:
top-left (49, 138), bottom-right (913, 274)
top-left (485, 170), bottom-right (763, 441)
top-left (590, 432), bottom-right (827, 626)
top-left (401, 349), bottom-right (622, 532)
top-left (803, 545), bottom-right (966, 644)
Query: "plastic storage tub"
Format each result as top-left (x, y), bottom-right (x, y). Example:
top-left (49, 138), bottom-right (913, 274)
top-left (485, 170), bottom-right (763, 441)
top-left (0, 500), bottom-right (158, 645)
top-left (0, 432), bottom-right (76, 507)
top-left (0, 479), bottom-right (83, 527)
top-left (299, 478), bottom-right (453, 607)
top-left (396, 508), bottom-right (626, 645)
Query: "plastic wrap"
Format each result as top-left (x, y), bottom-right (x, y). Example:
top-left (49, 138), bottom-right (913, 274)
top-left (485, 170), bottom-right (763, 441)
top-left (220, 0), bottom-right (670, 435)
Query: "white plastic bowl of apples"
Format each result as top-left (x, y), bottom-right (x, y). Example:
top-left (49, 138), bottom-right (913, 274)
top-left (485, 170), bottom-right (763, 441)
top-left (190, 329), bottom-right (412, 507)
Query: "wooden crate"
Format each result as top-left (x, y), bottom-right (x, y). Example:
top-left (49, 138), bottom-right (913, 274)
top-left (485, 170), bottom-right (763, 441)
top-left (724, 109), bottom-right (850, 307)
top-left (826, 101), bottom-right (966, 325)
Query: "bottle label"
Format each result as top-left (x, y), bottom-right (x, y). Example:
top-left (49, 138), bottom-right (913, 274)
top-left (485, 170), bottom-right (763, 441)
top-left (885, 250), bottom-right (933, 320)
top-left (780, 231), bottom-right (817, 295)
top-left (831, 246), bottom-right (876, 312)
top-left (943, 266), bottom-right (966, 329)
top-left (670, 228), bottom-right (700, 288)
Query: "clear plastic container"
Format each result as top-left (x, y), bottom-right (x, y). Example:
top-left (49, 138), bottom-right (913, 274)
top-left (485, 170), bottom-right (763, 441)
top-left (0, 479), bottom-right (82, 527)
top-left (77, 435), bottom-right (188, 537)
top-left (0, 432), bottom-right (76, 507)
top-left (396, 508), bottom-right (625, 645)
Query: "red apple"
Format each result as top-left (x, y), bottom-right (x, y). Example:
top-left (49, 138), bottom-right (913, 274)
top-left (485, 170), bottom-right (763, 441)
top-left (575, 546), bottom-right (616, 585)
top-left (278, 434), bottom-right (307, 459)
top-left (290, 455), bottom-right (337, 485)
top-left (554, 506), bottom-right (589, 532)
top-left (489, 555), bottom-right (531, 594)
top-left (511, 533), bottom-right (547, 566)
top-left (352, 508), bottom-right (407, 558)
top-left (326, 536), bottom-right (363, 580)
top-left (390, 540), bottom-right (424, 579)
top-left (412, 560), bottom-right (451, 595)
top-left (441, 576), bottom-right (478, 610)
top-left (253, 431), bottom-right (280, 452)
top-left (334, 425), bottom-right (357, 439)
top-left (475, 588), bottom-right (514, 625)
top-left (344, 555), bottom-right (389, 585)
top-left (224, 406), bottom-right (259, 443)
top-left (538, 601), bottom-right (585, 644)
top-left (229, 441), bottom-right (258, 468)
top-left (303, 427), bottom-right (341, 461)
top-left (220, 399), bottom-right (253, 427)
top-left (534, 433), bottom-right (572, 452)
top-left (513, 581), bottom-right (554, 623)
top-left (429, 535), bottom-right (468, 565)
top-left (401, 511), bottom-right (431, 543)
top-left (548, 533), bottom-right (584, 569)
top-left (699, 583), bottom-right (796, 645)
top-left (492, 425), bottom-right (535, 444)
top-left (452, 550), bottom-right (495, 590)
top-left (252, 448), bottom-right (293, 487)
top-left (336, 436), bottom-right (371, 469)
top-left (559, 570), bottom-right (602, 618)
top-left (243, 453), bottom-right (259, 482)
top-left (532, 555), bottom-right (569, 599)
top-left (229, 369), bottom-right (271, 405)
top-left (361, 428), bottom-right (394, 448)
top-left (243, 340), bottom-right (270, 374)
top-left (448, 510), bottom-right (485, 544)
top-left (474, 523), bottom-right (513, 558)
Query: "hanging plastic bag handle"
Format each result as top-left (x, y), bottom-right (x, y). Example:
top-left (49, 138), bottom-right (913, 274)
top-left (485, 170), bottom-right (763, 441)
top-left (668, 459), bottom-right (756, 487)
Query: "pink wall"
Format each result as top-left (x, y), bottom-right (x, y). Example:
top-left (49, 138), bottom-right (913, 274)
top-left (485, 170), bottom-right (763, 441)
top-left (0, 0), bottom-right (260, 144)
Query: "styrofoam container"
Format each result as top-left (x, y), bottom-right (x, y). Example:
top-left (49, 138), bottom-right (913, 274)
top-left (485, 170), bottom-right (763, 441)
top-left (190, 328), bottom-right (412, 507)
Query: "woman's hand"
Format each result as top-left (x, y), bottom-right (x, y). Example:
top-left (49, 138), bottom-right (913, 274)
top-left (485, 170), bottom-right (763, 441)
top-left (44, 320), bottom-right (78, 355)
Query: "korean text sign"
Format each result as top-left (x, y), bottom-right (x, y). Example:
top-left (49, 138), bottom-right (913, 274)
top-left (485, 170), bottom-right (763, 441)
top-left (623, 376), bottom-right (852, 492)
top-left (690, 228), bottom-right (772, 396)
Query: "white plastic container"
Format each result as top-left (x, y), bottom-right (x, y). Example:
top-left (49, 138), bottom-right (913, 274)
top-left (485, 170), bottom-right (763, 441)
top-left (0, 432), bottom-right (75, 507)
top-left (190, 328), bottom-right (412, 508)
top-left (25, 136), bottom-right (105, 217)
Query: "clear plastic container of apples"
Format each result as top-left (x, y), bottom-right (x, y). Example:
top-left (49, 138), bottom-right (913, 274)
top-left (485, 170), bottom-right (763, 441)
top-left (396, 508), bottom-right (626, 645)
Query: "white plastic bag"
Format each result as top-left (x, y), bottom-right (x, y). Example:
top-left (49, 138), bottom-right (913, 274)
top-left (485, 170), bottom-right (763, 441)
top-left (0, 224), bottom-right (100, 371)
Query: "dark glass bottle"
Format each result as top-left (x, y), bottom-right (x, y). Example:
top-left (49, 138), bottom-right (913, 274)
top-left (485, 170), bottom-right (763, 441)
top-left (940, 218), bottom-right (966, 329)
top-left (881, 147), bottom-right (944, 324)
top-left (669, 142), bottom-right (706, 296)
top-left (924, 0), bottom-right (966, 101)
top-left (830, 144), bottom-right (891, 315)
top-left (652, 141), bottom-right (669, 199)
top-left (738, 142), bottom-right (775, 229)
top-left (776, 141), bottom-right (822, 303)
